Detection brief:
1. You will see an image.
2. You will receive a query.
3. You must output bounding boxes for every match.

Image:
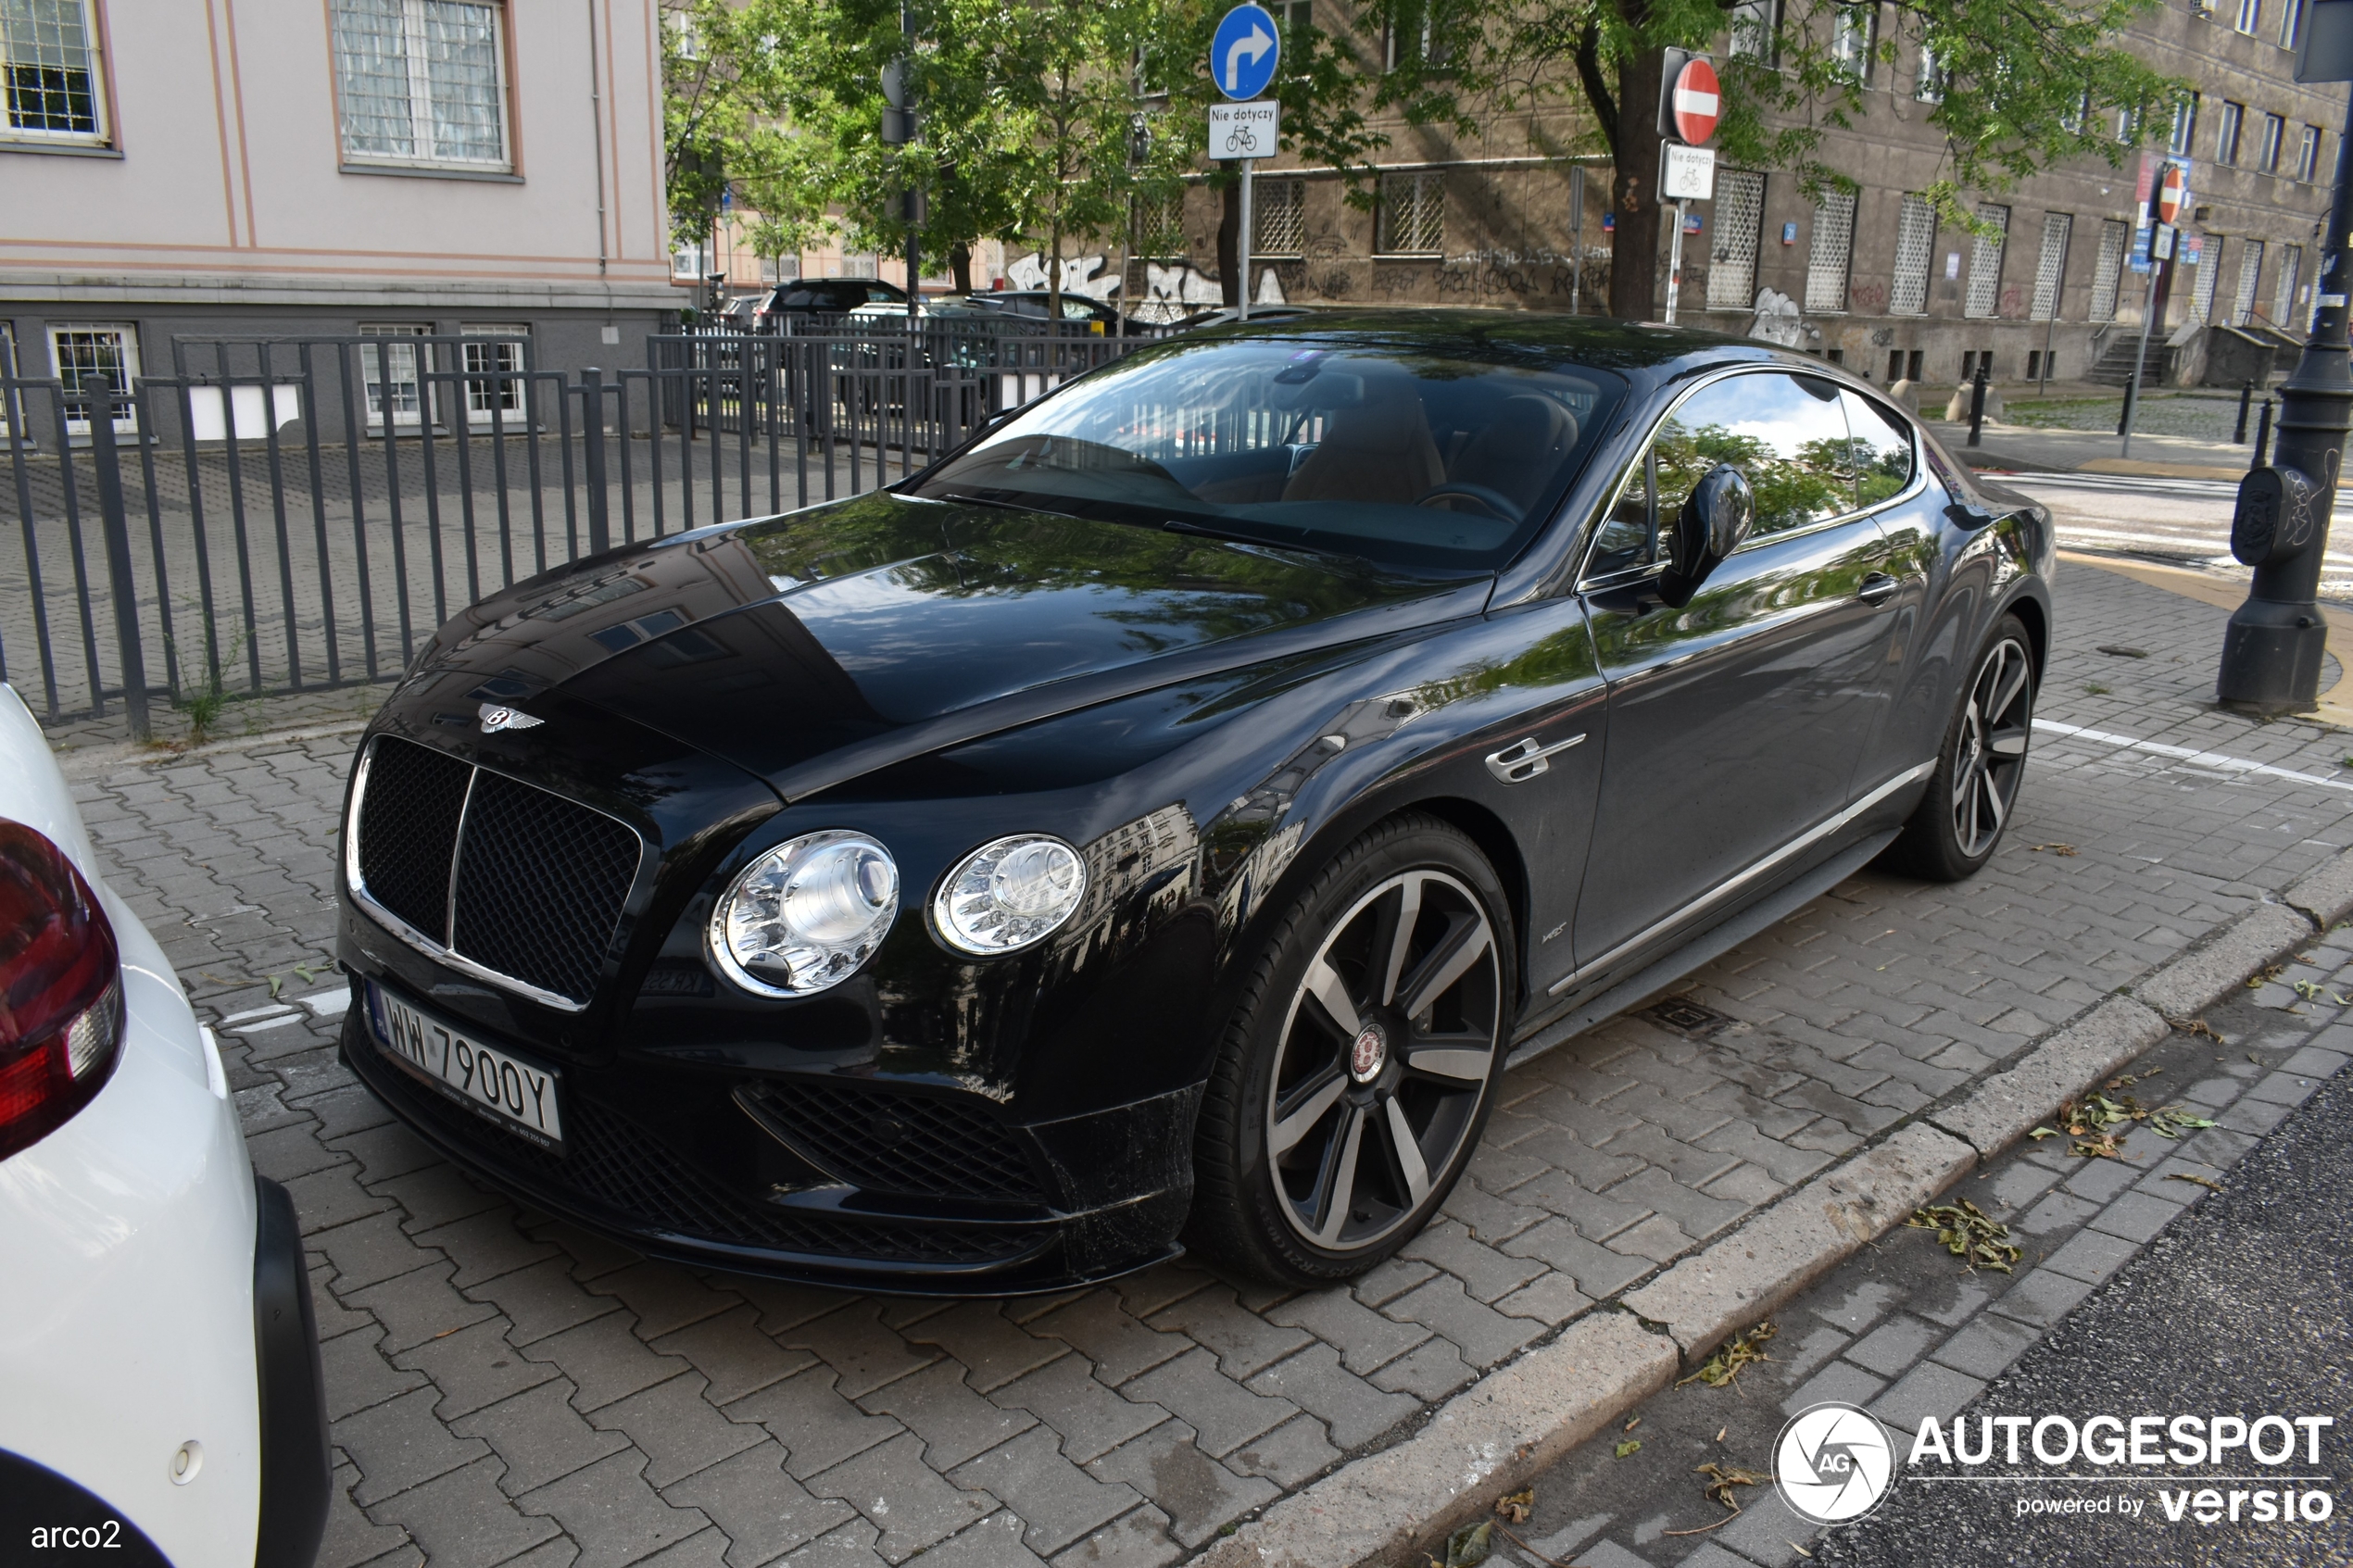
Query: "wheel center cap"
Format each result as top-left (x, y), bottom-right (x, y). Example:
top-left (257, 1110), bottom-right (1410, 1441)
top-left (1350, 1022), bottom-right (1389, 1084)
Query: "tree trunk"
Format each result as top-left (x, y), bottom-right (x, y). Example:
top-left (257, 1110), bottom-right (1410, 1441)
top-left (949, 241), bottom-right (972, 295)
top-left (1607, 45), bottom-right (1668, 321)
top-left (1217, 176), bottom-right (1241, 307)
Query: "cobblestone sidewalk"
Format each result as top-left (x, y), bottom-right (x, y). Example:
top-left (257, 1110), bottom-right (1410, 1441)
top-left (57, 560), bottom-right (2353, 1568)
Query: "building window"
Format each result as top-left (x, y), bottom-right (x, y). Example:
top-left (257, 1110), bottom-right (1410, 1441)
top-left (1831, 6), bottom-right (1875, 82)
top-left (2261, 114), bottom-right (2286, 172)
top-left (2283, 0), bottom-right (2304, 46)
top-left (1382, 1), bottom-right (1448, 69)
top-left (672, 242), bottom-right (709, 280)
top-left (47, 324), bottom-right (138, 435)
top-left (1253, 178), bottom-right (1307, 257)
top-left (3, 0), bottom-right (108, 144)
top-left (2031, 212), bottom-right (2071, 320)
top-left (1378, 171), bottom-right (1443, 255)
top-left (2214, 101), bottom-right (2243, 165)
top-left (1964, 204), bottom-right (2009, 319)
top-left (2233, 240), bottom-right (2265, 325)
top-left (459, 323), bottom-right (527, 421)
top-left (1706, 169), bottom-right (1767, 310)
top-left (1890, 192), bottom-right (1937, 316)
top-left (2275, 244), bottom-right (2302, 326)
top-left (1806, 190), bottom-right (1857, 312)
top-left (1136, 191), bottom-right (1186, 258)
top-left (2298, 124), bottom-right (2322, 180)
top-left (331, 0), bottom-right (511, 171)
top-left (2235, 0), bottom-right (2260, 31)
top-left (2169, 94), bottom-right (2198, 157)
top-left (1914, 40), bottom-right (1946, 102)
top-left (1729, 0), bottom-right (1778, 61)
top-left (2192, 235), bottom-right (2222, 320)
top-left (1277, 0), bottom-right (1314, 33)
top-left (359, 322), bottom-right (430, 427)
top-left (2090, 219), bottom-right (2128, 322)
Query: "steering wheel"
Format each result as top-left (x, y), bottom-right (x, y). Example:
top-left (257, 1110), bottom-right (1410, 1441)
top-left (1416, 482), bottom-right (1521, 522)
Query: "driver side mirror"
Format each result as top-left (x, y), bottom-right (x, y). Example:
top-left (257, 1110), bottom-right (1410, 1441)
top-left (1657, 464), bottom-right (1755, 608)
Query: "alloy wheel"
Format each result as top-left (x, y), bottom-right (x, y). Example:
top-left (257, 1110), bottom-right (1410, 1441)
top-left (1265, 869), bottom-right (1502, 1252)
top-left (1952, 634), bottom-right (2034, 859)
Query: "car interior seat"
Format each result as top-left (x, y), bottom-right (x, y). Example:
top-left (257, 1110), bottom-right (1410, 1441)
top-left (1280, 370), bottom-right (1445, 507)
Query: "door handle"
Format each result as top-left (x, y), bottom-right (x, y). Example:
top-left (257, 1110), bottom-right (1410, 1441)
top-left (1485, 733), bottom-right (1586, 784)
top-left (1857, 572), bottom-right (1900, 606)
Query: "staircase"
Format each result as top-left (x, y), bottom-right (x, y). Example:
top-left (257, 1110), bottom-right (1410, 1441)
top-left (2084, 332), bottom-right (2173, 387)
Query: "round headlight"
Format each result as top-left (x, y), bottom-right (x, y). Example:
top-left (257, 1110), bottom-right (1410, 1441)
top-left (933, 834), bottom-right (1088, 955)
top-left (710, 830), bottom-right (899, 997)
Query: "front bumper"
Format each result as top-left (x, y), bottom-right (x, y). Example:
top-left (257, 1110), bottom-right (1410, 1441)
top-left (338, 1003), bottom-right (1199, 1294)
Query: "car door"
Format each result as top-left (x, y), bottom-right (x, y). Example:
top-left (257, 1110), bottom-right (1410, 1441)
top-left (1567, 369), bottom-right (1910, 990)
top-left (1840, 387), bottom-right (1955, 793)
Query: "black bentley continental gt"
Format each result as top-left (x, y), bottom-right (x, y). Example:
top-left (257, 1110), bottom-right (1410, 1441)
top-left (335, 312), bottom-right (2053, 1292)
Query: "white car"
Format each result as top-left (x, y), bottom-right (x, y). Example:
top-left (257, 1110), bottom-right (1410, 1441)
top-left (0, 684), bottom-right (328, 1566)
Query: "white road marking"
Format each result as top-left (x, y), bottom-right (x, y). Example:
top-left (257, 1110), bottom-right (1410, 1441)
top-left (220, 1002), bottom-right (295, 1023)
top-left (2033, 719), bottom-right (2353, 792)
top-left (301, 987), bottom-right (351, 1016)
top-left (231, 1012), bottom-right (309, 1033)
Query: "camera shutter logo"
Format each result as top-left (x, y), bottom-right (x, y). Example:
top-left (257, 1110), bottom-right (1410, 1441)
top-left (1774, 1402), bottom-right (1897, 1525)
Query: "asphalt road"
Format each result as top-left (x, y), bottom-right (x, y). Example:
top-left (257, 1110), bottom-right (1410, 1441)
top-left (1821, 1060), bottom-right (2353, 1567)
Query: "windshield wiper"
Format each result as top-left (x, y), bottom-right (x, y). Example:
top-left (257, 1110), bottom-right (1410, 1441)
top-left (1163, 517), bottom-right (1306, 548)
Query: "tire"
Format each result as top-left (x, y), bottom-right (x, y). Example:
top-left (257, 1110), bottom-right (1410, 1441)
top-left (1884, 613), bottom-right (2037, 882)
top-left (1185, 814), bottom-right (1516, 1286)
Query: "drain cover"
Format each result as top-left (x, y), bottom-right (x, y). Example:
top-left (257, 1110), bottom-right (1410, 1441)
top-left (1642, 996), bottom-right (1731, 1035)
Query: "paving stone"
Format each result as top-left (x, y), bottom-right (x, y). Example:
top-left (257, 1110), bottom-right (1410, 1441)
top-left (805, 1430), bottom-right (998, 1564)
top-left (1496, 1218), bottom-right (1655, 1300)
top-left (466, 1256), bottom-right (628, 1347)
top-left (1807, 1278), bottom-right (1903, 1335)
top-left (1222, 1413), bottom-right (1340, 1488)
top-left (282, 1160), bottom-right (398, 1232)
top-left (1348, 1257), bottom-right (1437, 1310)
top-left (372, 1163), bottom-right (506, 1234)
top-left (1399, 1220), bottom-right (1549, 1304)
top-left (727, 1368), bottom-right (905, 1480)
top-left (365, 1454), bottom-right (560, 1567)
top-left (1780, 1358), bottom-right (1889, 1418)
top-left (318, 1461), bottom-right (411, 1568)
top-left (1367, 1336), bottom-right (1475, 1402)
top-left (1119, 1346), bottom-right (1298, 1459)
top-left (2057, 1156), bottom-right (2145, 1205)
top-left (586, 1372), bottom-right (767, 1487)
top-left (327, 1121), bottom-right (446, 1187)
top-left (657, 1443), bottom-right (858, 1568)
top-left (2012, 1188), bottom-right (2101, 1236)
top-left (1437, 1179), bottom-right (1548, 1246)
top-left (392, 1317), bottom-right (561, 1422)
top-left (1049, 1504), bottom-right (1185, 1568)
top-left (1986, 1267), bottom-right (2098, 1329)
top-left (1380, 1274), bottom-right (1544, 1370)
top-left (409, 1207), bottom-right (560, 1290)
top-left (2085, 1188), bottom-right (2191, 1245)
top-left (342, 1259), bottom-right (499, 1354)
top-left (2246, 1069), bottom-right (2326, 1107)
top-left (648, 1302), bottom-right (820, 1405)
top-left (988, 1356), bottom-right (1169, 1466)
top-left (2039, 1226), bottom-right (2141, 1286)
top-left (516, 1450), bottom-right (712, 1568)
top-left (535, 1217), bottom-right (644, 1281)
top-left (451, 1378), bottom-right (634, 1496)
top-left (1262, 1286), bottom-right (1429, 1375)
top-left (313, 1211), bottom-right (444, 1294)
top-left (1242, 1341), bottom-right (1421, 1449)
top-left (635, 1528), bottom-right (734, 1568)
top-left (522, 1310), bottom-right (693, 1413)
top-left (856, 1358), bottom-right (1038, 1471)
top-left (321, 1325), bottom-right (432, 1423)
top-left (778, 1302), bottom-right (939, 1399)
top-left (1026, 1291), bottom-right (1191, 1386)
top-left (900, 1300), bottom-right (1069, 1393)
top-left (915, 1512), bottom-right (1050, 1568)
top-left (1929, 1312), bottom-right (2043, 1382)
top-left (1144, 1285), bottom-right (1313, 1381)
top-left (781, 1519), bottom-right (892, 1568)
top-left (1843, 1314), bottom-right (1942, 1379)
top-left (2218, 1095), bottom-right (2293, 1134)
top-left (950, 1425), bottom-right (1142, 1556)
top-left (1083, 1420), bottom-right (1277, 1548)
top-left (1491, 1271), bottom-right (1594, 1325)
top-left (1871, 1361), bottom-right (1990, 1439)
top-left (245, 1120), bottom-right (349, 1183)
top-left (1108, 1261), bottom-right (1217, 1322)
top-left (581, 1261), bottom-right (742, 1341)
top-left (1911, 1273), bottom-right (1996, 1330)
top-left (335, 1386), bottom-right (491, 1506)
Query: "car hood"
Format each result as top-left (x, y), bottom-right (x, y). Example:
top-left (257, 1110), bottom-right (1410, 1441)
top-left (409, 492), bottom-right (1490, 798)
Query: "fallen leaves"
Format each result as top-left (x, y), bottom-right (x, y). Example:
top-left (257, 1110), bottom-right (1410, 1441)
top-left (1676, 1322), bottom-right (1777, 1391)
top-left (2166, 1172), bottom-right (2226, 1192)
top-left (1494, 1490), bottom-right (1533, 1525)
top-left (1429, 1520), bottom-right (1492, 1567)
top-left (2167, 1015), bottom-right (2222, 1042)
top-left (1614, 1438), bottom-right (1642, 1459)
top-left (1907, 1200), bottom-right (2024, 1273)
top-left (2029, 1090), bottom-right (2210, 1160)
top-left (1663, 1462), bottom-right (1769, 1537)
top-left (2027, 842), bottom-right (2079, 856)
top-left (2292, 979), bottom-right (2349, 1005)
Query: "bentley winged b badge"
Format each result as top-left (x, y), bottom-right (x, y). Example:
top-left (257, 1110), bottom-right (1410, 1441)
top-left (478, 702), bottom-right (546, 734)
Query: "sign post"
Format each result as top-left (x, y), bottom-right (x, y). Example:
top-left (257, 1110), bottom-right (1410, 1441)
top-left (1655, 52), bottom-right (1719, 324)
top-left (1210, 4), bottom-right (1280, 321)
top-left (2121, 162), bottom-right (2188, 458)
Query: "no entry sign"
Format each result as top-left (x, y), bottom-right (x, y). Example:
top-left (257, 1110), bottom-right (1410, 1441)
top-left (2156, 161), bottom-right (2186, 225)
top-left (1671, 57), bottom-right (1720, 144)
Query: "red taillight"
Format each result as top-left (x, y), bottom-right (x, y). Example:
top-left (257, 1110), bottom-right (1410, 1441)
top-left (0, 819), bottom-right (124, 1160)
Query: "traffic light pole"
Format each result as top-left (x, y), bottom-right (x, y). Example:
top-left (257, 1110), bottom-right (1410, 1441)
top-left (2217, 94), bottom-right (2353, 712)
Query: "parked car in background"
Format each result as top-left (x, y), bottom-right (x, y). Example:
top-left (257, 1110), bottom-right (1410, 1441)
top-left (751, 277), bottom-right (911, 330)
top-left (0, 684), bottom-right (329, 1566)
top-left (333, 310), bottom-right (2051, 1298)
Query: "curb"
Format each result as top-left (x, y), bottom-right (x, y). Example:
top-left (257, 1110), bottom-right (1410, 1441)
top-left (1190, 842), bottom-right (2353, 1568)
top-left (55, 718), bottom-right (372, 782)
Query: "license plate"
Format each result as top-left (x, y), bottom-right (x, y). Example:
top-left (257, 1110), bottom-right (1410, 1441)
top-left (367, 982), bottom-right (565, 1151)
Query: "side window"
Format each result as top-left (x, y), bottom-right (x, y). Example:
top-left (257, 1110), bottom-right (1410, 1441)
top-left (1843, 389), bottom-right (1916, 507)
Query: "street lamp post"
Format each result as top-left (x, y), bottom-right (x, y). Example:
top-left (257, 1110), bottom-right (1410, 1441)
top-left (2218, 81), bottom-right (2353, 710)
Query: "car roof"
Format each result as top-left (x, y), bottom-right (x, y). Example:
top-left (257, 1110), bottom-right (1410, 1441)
top-left (1164, 307), bottom-right (1812, 378)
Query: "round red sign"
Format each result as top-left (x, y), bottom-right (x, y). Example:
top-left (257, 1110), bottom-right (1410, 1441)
top-left (2157, 163), bottom-right (2184, 225)
top-left (1672, 58), bottom-right (1721, 145)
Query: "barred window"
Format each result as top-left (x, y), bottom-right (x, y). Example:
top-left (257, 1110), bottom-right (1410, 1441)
top-left (1378, 171), bottom-right (1443, 255)
top-left (47, 323), bottom-right (137, 435)
top-left (332, 0), bottom-right (510, 170)
top-left (1963, 204), bottom-right (2009, 319)
top-left (1254, 178), bottom-right (1306, 257)
top-left (459, 322), bottom-right (527, 420)
top-left (1806, 191), bottom-right (1856, 313)
top-left (1706, 169), bottom-right (1766, 311)
top-left (2233, 240), bottom-right (2264, 325)
top-left (2192, 235), bottom-right (2223, 320)
top-left (3, 0), bottom-right (108, 144)
top-left (1890, 193), bottom-right (1936, 316)
top-left (2089, 220), bottom-right (2128, 322)
top-left (2275, 244), bottom-right (2302, 327)
top-left (360, 322), bottom-right (430, 427)
top-left (2031, 212), bottom-right (2071, 321)
top-left (1136, 191), bottom-right (1187, 258)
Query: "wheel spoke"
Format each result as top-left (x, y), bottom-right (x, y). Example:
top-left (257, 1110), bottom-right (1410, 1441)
top-left (1313, 1104), bottom-right (1367, 1245)
top-left (1959, 764), bottom-right (1981, 848)
top-left (1404, 1034), bottom-right (1492, 1081)
top-left (1987, 650), bottom-right (2029, 722)
top-left (1377, 874), bottom-right (1424, 1008)
top-left (1303, 958), bottom-right (1362, 1037)
top-left (1271, 1067), bottom-right (1346, 1157)
top-left (1399, 912), bottom-right (1492, 1019)
top-left (1384, 1096), bottom-right (1431, 1206)
top-left (1986, 724), bottom-right (2031, 759)
top-left (1979, 767), bottom-right (2009, 834)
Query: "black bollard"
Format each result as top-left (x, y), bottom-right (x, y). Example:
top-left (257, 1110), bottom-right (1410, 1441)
top-left (2253, 395), bottom-right (2275, 468)
top-left (2235, 379), bottom-right (2255, 444)
top-left (1968, 362), bottom-right (1990, 448)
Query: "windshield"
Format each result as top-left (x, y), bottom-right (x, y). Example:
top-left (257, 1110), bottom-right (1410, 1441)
top-left (909, 335), bottom-right (1628, 571)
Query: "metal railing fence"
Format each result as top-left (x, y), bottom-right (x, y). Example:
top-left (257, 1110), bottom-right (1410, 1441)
top-left (0, 321), bottom-right (1164, 734)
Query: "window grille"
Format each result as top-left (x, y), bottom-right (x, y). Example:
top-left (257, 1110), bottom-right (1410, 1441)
top-left (1964, 204), bottom-right (2009, 319)
top-left (2193, 235), bottom-right (2223, 320)
top-left (1253, 178), bottom-right (1307, 256)
top-left (360, 322), bottom-right (430, 427)
top-left (47, 324), bottom-right (138, 435)
top-left (2233, 240), bottom-right (2264, 325)
top-left (1378, 171), bottom-right (1443, 255)
top-left (331, 0), bottom-right (510, 169)
top-left (3, 0), bottom-right (107, 142)
top-left (1136, 191), bottom-right (1187, 258)
top-left (459, 324), bottom-right (527, 420)
top-left (1890, 193), bottom-right (1936, 316)
top-left (1706, 170), bottom-right (1767, 310)
top-left (2089, 220), bottom-right (2128, 322)
top-left (1806, 191), bottom-right (1856, 313)
top-left (2031, 212), bottom-right (2071, 320)
top-left (2275, 245), bottom-right (2302, 326)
